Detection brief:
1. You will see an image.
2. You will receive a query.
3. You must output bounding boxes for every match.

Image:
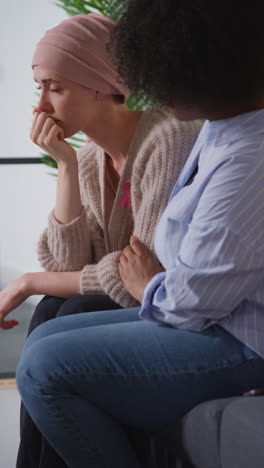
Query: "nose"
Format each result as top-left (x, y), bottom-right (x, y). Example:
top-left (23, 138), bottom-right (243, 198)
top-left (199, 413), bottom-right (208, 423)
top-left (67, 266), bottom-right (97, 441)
top-left (37, 91), bottom-right (54, 114)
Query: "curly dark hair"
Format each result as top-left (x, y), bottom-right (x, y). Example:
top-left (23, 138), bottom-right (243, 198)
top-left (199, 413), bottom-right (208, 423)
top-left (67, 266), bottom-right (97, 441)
top-left (110, 0), bottom-right (264, 112)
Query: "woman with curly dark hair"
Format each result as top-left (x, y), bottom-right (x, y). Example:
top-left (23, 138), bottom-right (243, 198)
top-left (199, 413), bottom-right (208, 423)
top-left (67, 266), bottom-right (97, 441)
top-left (16, 2), bottom-right (264, 467)
top-left (111, 0), bottom-right (264, 118)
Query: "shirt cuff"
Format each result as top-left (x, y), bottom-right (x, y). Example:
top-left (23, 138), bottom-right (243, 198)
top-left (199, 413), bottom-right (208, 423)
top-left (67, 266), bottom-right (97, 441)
top-left (139, 272), bottom-right (166, 322)
top-left (139, 271), bottom-right (216, 331)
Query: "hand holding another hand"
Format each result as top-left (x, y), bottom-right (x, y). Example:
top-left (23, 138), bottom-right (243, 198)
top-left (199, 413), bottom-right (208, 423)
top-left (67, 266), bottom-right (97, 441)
top-left (118, 236), bottom-right (165, 302)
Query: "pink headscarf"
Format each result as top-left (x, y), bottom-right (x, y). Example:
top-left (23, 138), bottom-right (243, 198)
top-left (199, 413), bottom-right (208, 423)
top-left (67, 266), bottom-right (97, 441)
top-left (32, 13), bottom-right (130, 101)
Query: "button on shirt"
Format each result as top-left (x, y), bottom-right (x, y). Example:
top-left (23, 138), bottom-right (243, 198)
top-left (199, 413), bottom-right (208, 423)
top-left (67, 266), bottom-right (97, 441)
top-left (140, 109), bottom-right (264, 358)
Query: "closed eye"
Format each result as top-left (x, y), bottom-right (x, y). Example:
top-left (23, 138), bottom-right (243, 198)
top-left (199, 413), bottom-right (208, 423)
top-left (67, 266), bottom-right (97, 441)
top-left (36, 86), bottom-right (62, 93)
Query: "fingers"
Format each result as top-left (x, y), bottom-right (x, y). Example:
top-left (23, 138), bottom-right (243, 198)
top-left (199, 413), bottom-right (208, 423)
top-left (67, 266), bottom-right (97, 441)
top-left (119, 252), bottom-right (129, 269)
top-left (119, 246), bottom-right (135, 276)
top-left (118, 254), bottom-right (127, 278)
top-left (30, 111), bottom-right (40, 140)
top-left (30, 112), bottom-right (63, 148)
top-left (31, 111), bottom-right (49, 142)
top-left (122, 245), bottom-right (136, 261)
top-left (119, 240), bottom-right (149, 274)
top-left (0, 319), bottom-right (19, 330)
top-left (40, 117), bottom-right (57, 144)
top-left (31, 112), bottom-right (52, 142)
top-left (118, 260), bottom-right (125, 274)
top-left (121, 239), bottom-right (149, 263)
top-left (42, 119), bottom-right (63, 148)
top-left (130, 236), bottom-right (149, 257)
top-left (32, 107), bottom-right (40, 116)
top-left (48, 123), bottom-right (64, 142)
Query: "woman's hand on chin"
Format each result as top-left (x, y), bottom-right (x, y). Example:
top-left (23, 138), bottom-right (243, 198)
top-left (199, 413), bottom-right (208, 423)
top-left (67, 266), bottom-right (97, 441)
top-left (118, 236), bottom-right (165, 302)
top-left (30, 110), bottom-right (77, 166)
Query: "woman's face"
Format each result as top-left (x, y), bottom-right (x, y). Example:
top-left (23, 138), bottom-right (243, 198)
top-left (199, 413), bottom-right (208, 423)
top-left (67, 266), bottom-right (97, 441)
top-left (33, 66), bottom-right (101, 138)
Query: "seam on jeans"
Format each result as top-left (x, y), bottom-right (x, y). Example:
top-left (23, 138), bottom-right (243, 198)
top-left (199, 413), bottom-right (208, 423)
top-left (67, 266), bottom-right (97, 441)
top-left (37, 355), bottom-right (262, 386)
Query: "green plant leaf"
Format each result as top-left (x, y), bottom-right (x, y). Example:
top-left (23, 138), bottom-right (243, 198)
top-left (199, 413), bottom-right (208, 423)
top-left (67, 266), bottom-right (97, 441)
top-left (41, 155), bottom-right (58, 169)
top-left (67, 134), bottom-right (87, 143)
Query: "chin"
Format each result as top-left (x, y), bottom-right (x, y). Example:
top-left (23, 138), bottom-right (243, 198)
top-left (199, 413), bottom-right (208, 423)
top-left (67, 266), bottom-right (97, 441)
top-left (63, 126), bottom-right (82, 139)
top-left (63, 129), bottom-right (75, 139)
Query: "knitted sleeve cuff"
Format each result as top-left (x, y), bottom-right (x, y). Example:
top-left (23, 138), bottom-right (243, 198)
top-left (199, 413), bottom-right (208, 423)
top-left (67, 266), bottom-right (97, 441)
top-left (96, 252), bottom-right (140, 308)
top-left (80, 253), bottom-right (139, 307)
top-left (39, 207), bottom-right (92, 271)
top-left (80, 263), bottom-right (105, 295)
top-left (37, 229), bottom-right (59, 272)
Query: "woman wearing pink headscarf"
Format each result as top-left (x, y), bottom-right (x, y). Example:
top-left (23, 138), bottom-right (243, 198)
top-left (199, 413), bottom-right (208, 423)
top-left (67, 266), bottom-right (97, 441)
top-left (0, 13), bottom-right (201, 467)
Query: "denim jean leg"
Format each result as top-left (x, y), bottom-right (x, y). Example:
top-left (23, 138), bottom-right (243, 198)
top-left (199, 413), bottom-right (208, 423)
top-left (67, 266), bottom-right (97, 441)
top-left (17, 296), bottom-right (66, 468)
top-left (16, 310), bottom-right (264, 468)
top-left (17, 296), bottom-right (126, 468)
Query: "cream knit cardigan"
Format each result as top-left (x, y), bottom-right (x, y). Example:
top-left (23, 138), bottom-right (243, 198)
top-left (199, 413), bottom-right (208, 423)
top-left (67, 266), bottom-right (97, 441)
top-left (37, 108), bottom-right (202, 307)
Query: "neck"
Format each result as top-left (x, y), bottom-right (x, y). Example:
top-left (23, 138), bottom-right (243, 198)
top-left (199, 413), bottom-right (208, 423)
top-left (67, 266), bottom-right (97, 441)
top-left (206, 99), bottom-right (264, 122)
top-left (84, 106), bottom-right (143, 176)
top-left (177, 97), bottom-right (264, 122)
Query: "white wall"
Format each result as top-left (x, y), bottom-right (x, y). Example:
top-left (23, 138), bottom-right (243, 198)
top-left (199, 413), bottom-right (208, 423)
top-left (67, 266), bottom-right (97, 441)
top-left (0, 3), bottom-right (68, 466)
top-left (0, 0), bottom-right (67, 157)
top-left (0, 163), bottom-right (57, 466)
top-left (0, 164), bottom-right (56, 289)
top-left (0, 1), bottom-right (67, 289)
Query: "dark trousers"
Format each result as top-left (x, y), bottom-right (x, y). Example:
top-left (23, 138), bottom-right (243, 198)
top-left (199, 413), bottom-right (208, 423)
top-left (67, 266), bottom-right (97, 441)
top-left (16, 294), bottom-right (122, 468)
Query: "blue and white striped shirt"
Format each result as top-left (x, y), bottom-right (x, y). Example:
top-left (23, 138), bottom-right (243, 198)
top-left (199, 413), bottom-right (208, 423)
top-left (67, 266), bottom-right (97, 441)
top-left (140, 109), bottom-right (264, 358)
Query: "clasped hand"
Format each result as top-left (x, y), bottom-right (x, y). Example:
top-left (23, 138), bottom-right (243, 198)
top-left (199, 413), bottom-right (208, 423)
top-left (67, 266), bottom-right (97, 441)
top-left (118, 236), bottom-right (165, 302)
top-left (30, 110), bottom-right (76, 164)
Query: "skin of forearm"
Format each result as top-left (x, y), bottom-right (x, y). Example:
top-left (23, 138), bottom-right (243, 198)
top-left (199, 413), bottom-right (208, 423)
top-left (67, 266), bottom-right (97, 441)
top-left (24, 271), bottom-right (81, 298)
top-left (54, 159), bottom-right (82, 224)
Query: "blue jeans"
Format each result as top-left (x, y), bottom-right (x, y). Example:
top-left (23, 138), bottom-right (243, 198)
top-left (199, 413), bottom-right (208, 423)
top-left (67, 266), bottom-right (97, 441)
top-left (16, 307), bottom-right (264, 468)
top-left (17, 294), bottom-right (122, 468)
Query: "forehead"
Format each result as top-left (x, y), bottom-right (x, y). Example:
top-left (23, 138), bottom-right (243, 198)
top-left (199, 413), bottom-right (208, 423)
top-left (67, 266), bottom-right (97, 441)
top-left (33, 65), bottom-right (89, 94)
top-left (33, 66), bottom-right (63, 83)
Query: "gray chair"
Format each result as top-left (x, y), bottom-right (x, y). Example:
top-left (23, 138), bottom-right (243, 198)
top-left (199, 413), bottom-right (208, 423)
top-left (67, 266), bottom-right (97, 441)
top-left (37, 395), bottom-right (264, 467)
top-left (153, 395), bottom-right (264, 468)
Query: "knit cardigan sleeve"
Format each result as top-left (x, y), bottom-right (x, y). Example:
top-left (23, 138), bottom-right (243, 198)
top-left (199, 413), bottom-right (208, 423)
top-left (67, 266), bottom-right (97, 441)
top-left (37, 208), bottom-right (96, 272)
top-left (37, 144), bottom-right (102, 273)
top-left (81, 116), bottom-right (203, 306)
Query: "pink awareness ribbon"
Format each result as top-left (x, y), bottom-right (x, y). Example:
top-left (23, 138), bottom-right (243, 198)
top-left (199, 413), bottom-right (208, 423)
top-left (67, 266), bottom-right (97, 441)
top-left (120, 179), bottom-right (132, 209)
